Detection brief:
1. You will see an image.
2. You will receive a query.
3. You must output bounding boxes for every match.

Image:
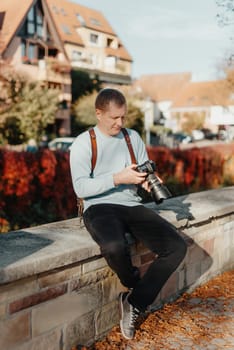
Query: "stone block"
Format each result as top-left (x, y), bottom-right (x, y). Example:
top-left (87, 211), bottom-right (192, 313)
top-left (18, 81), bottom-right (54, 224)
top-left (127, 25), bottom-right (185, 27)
top-left (82, 257), bottom-right (107, 274)
top-left (32, 283), bottom-right (102, 336)
top-left (102, 274), bottom-right (123, 305)
top-left (0, 311), bottom-right (30, 349)
top-left (64, 311), bottom-right (95, 350)
top-left (14, 328), bottom-right (62, 350)
top-left (95, 301), bottom-right (119, 336)
top-left (202, 237), bottom-right (215, 255)
top-left (38, 265), bottom-right (82, 288)
top-left (0, 276), bottom-right (38, 303)
top-left (70, 266), bottom-right (113, 291)
top-left (9, 283), bottom-right (68, 314)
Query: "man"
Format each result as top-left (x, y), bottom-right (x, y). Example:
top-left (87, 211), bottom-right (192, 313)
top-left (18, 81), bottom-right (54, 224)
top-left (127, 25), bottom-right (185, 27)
top-left (70, 88), bottom-right (187, 340)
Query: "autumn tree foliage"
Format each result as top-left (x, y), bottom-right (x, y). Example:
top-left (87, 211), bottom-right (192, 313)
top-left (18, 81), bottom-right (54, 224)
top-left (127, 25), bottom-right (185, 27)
top-left (0, 66), bottom-right (59, 144)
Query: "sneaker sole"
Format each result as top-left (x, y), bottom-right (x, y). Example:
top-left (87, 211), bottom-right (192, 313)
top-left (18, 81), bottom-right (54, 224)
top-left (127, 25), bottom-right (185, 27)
top-left (119, 292), bottom-right (134, 340)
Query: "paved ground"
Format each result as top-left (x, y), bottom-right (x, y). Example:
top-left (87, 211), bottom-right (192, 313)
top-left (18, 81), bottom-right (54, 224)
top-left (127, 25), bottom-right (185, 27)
top-left (84, 270), bottom-right (234, 350)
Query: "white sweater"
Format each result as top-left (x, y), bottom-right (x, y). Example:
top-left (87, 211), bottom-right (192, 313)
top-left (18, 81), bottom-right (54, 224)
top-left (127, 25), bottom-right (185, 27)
top-left (70, 126), bottom-right (148, 212)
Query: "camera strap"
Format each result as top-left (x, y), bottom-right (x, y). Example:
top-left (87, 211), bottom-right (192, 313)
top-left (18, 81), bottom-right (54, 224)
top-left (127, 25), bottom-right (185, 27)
top-left (89, 127), bottom-right (97, 177)
top-left (77, 127), bottom-right (137, 218)
top-left (121, 127), bottom-right (137, 164)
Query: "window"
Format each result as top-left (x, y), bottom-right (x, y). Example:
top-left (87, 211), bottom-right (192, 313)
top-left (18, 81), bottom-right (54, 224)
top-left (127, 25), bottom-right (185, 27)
top-left (28, 7), bottom-right (34, 21)
top-left (21, 40), bottom-right (37, 63)
top-left (61, 24), bottom-right (71, 35)
top-left (71, 50), bottom-right (82, 61)
top-left (20, 5), bottom-right (44, 38)
top-left (21, 41), bottom-right (26, 57)
top-left (90, 17), bottom-right (101, 26)
top-left (89, 53), bottom-right (98, 65)
top-left (28, 43), bottom-right (36, 60)
top-left (27, 7), bottom-right (35, 34)
top-left (52, 5), bottom-right (59, 14)
top-left (60, 8), bottom-right (67, 16)
top-left (104, 56), bottom-right (116, 68)
top-left (107, 38), bottom-right (113, 47)
top-left (90, 33), bottom-right (98, 44)
top-left (76, 13), bottom-right (85, 26)
top-left (36, 9), bottom-right (43, 37)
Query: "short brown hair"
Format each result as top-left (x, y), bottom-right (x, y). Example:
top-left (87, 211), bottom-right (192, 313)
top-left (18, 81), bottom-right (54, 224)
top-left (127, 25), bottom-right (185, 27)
top-left (95, 88), bottom-right (126, 111)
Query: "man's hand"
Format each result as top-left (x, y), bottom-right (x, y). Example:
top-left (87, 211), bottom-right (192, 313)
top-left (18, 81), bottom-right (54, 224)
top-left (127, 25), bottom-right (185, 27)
top-left (141, 179), bottom-right (151, 192)
top-left (113, 164), bottom-right (147, 186)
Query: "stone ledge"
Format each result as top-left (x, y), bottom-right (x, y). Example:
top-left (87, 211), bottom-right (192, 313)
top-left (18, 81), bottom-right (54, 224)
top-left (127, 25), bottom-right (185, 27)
top-left (0, 186), bottom-right (234, 285)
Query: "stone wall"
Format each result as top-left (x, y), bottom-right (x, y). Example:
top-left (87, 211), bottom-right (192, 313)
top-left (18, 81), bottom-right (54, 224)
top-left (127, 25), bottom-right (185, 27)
top-left (0, 187), bottom-right (234, 350)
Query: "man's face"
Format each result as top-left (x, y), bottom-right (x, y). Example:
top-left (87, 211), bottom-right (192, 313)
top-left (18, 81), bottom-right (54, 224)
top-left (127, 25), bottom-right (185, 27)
top-left (96, 101), bottom-right (127, 136)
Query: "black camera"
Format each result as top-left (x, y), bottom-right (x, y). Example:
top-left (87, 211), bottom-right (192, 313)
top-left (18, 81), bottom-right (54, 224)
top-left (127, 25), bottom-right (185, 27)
top-left (136, 160), bottom-right (172, 204)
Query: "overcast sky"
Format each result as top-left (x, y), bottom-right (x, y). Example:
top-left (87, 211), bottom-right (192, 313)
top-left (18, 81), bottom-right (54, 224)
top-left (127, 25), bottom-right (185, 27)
top-left (73, 0), bottom-right (233, 81)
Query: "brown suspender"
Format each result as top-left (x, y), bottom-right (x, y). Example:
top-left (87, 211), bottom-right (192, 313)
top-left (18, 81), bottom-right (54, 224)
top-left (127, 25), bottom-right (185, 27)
top-left (121, 127), bottom-right (137, 164)
top-left (77, 127), bottom-right (137, 217)
top-left (88, 128), bottom-right (97, 177)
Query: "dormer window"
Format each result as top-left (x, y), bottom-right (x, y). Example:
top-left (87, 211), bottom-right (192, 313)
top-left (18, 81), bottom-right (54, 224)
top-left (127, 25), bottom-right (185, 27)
top-left (90, 17), bottom-right (101, 26)
top-left (52, 5), bottom-right (59, 14)
top-left (61, 24), bottom-right (71, 35)
top-left (76, 13), bottom-right (85, 26)
top-left (60, 8), bottom-right (67, 16)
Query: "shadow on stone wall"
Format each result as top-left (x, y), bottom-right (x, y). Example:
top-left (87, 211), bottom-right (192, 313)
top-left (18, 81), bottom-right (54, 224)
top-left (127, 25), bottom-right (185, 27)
top-left (0, 231), bottom-right (53, 268)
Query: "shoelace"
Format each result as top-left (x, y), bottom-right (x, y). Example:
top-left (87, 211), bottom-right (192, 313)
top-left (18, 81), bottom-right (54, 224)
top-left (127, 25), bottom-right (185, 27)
top-left (129, 305), bottom-right (140, 327)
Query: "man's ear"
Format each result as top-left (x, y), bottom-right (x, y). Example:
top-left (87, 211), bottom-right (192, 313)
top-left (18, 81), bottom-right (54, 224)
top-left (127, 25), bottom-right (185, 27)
top-left (95, 109), bottom-right (102, 120)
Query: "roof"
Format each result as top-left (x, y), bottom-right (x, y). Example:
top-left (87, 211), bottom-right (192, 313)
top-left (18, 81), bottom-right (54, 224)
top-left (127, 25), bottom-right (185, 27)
top-left (0, 0), bottom-right (132, 61)
top-left (46, 0), bottom-right (132, 61)
top-left (133, 72), bottom-right (192, 102)
top-left (0, 0), bottom-right (33, 54)
top-left (172, 79), bottom-right (231, 108)
top-left (133, 72), bottom-right (233, 108)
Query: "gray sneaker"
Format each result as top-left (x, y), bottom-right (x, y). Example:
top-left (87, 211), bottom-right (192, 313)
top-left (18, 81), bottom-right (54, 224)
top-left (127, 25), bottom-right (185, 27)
top-left (119, 291), bottom-right (140, 340)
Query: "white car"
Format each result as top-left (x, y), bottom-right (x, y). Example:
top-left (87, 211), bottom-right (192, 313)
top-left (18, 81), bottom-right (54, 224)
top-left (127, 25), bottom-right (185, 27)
top-left (191, 130), bottom-right (205, 141)
top-left (48, 137), bottom-right (75, 151)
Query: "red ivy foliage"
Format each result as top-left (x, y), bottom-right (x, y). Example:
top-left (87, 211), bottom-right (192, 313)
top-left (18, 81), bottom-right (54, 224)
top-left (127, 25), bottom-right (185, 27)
top-left (0, 148), bottom-right (77, 232)
top-left (0, 143), bottom-right (234, 233)
top-left (147, 143), bottom-right (234, 191)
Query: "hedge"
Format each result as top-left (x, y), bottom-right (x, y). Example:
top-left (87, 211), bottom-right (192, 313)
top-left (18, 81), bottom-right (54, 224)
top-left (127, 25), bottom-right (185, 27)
top-left (1, 143), bottom-right (234, 233)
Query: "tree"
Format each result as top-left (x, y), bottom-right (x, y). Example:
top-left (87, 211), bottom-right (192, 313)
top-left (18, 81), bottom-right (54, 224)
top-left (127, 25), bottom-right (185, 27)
top-left (181, 112), bottom-right (206, 134)
top-left (216, 0), bottom-right (234, 27)
top-left (216, 0), bottom-right (234, 63)
top-left (72, 91), bottom-right (144, 136)
top-left (0, 69), bottom-right (59, 144)
top-left (71, 69), bottom-right (101, 103)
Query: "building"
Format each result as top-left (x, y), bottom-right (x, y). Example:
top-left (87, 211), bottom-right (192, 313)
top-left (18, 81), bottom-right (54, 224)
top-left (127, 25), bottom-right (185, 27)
top-left (46, 0), bottom-right (132, 85)
top-left (134, 72), bottom-right (234, 138)
top-left (0, 0), bottom-right (133, 135)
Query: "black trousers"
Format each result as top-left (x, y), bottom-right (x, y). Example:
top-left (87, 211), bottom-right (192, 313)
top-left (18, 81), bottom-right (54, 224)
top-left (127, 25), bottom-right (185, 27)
top-left (83, 204), bottom-right (187, 312)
